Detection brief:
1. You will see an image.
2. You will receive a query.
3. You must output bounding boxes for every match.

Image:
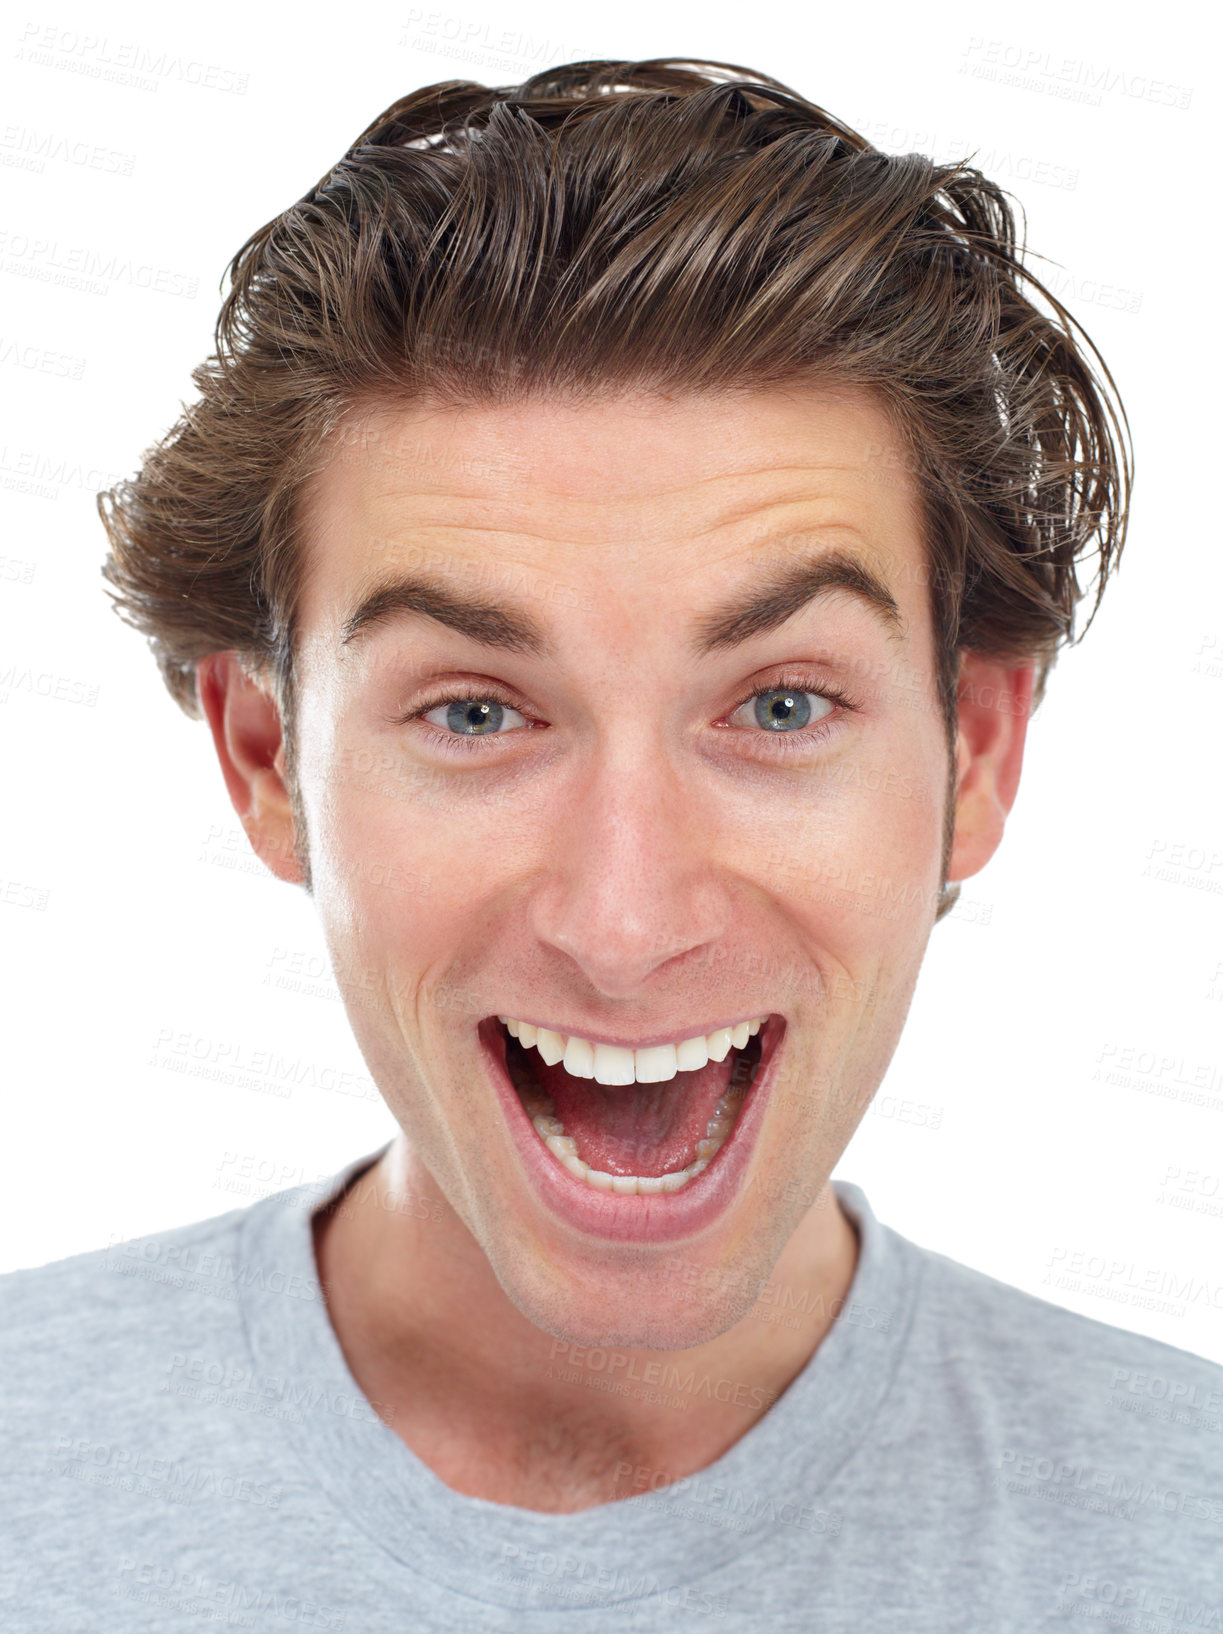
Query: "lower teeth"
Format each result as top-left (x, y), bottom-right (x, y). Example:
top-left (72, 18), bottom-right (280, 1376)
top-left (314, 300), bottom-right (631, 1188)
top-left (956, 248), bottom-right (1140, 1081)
top-left (508, 1040), bottom-right (757, 1195)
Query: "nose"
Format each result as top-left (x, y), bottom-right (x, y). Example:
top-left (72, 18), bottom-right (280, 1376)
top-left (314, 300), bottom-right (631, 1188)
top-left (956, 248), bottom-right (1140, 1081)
top-left (527, 740), bottom-right (737, 998)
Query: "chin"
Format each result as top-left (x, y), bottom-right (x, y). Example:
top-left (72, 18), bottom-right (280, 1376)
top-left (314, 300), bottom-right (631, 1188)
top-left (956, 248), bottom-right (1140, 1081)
top-left (480, 1212), bottom-right (781, 1354)
top-left (519, 1282), bottom-right (755, 1354)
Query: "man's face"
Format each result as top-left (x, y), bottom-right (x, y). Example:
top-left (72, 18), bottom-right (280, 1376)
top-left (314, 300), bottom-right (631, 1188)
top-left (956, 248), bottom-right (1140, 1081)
top-left (279, 383), bottom-right (978, 1348)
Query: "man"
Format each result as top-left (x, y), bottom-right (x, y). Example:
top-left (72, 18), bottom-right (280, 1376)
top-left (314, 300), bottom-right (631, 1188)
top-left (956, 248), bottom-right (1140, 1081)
top-left (3, 56), bottom-right (1219, 1630)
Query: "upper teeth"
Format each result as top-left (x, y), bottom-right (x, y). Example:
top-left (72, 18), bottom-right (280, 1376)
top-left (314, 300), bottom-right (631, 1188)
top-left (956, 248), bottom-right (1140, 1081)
top-left (497, 1016), bottom-right (765, 1086)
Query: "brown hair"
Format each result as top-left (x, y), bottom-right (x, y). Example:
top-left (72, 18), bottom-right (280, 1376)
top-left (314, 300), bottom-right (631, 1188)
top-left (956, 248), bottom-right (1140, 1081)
top-left (97, 57), bottom-right (1131, 918)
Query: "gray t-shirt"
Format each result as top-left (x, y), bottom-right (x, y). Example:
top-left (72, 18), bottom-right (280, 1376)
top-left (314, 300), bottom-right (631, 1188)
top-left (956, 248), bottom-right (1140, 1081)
top-left (2, 1143), bottom-right (1221, 1630)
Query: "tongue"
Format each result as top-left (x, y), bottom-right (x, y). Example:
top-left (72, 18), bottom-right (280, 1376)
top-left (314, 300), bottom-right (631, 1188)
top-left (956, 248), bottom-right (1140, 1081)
top-left (531, 1052), bottom-right (738, 1177)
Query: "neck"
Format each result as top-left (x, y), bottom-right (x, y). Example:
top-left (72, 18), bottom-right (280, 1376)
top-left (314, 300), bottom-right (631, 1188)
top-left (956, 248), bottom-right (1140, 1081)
top-left (312, 1137), bottom-right (860, 1513)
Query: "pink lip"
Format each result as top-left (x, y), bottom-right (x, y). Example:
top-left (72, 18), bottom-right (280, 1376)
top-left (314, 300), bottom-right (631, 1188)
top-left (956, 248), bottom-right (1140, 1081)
top-left (477, 1013), bottom-right (786, 1245)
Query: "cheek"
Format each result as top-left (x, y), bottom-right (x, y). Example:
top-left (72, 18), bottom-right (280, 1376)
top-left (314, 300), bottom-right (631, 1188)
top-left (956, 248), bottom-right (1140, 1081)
top-left (308, 746), bottom-right (524, 973)
top-left (729, 750), bottom-right (946, 951)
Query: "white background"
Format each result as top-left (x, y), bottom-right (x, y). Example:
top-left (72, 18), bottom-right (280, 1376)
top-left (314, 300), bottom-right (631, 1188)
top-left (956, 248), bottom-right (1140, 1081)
top-left (1, 0), bottom-right (1219, 1365)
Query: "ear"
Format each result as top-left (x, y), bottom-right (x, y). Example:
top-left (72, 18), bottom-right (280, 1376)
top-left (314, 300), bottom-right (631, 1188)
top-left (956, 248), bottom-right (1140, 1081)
top-left (946, 654), bottom-right (1036, 884)
top-left (196, 652), bottom-right (305, 886)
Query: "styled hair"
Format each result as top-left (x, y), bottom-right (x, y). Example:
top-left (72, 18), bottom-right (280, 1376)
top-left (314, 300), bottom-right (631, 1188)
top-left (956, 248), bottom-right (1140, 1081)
top-left (97, 56), bottom-right (1131, 918)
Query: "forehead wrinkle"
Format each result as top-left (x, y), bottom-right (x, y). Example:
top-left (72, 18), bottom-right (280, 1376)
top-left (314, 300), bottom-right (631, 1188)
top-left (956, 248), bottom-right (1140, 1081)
top-left (346, 405), bottom-right (892, 515)
top-left (307, 409), bottom-right (921, 666)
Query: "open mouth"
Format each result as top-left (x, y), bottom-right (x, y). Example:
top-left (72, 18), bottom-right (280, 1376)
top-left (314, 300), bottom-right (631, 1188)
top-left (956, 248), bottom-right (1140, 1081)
top-left (493, 1014), bottom-right (778, 1196)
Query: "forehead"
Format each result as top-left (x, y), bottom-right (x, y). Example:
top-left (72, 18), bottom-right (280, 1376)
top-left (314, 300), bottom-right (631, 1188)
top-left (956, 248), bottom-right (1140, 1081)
top-left (295, 382), bottom-right (929, 645)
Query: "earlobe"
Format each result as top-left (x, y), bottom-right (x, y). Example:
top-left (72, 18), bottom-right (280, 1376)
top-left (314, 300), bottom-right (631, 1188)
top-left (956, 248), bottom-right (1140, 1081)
top-left (945, 655), bottom-right (1036, 885)
top-left (196, 652), bottom-right (305, 885)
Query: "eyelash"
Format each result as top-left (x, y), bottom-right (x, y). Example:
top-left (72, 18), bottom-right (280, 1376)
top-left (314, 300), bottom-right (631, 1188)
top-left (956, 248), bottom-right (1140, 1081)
top-left (395, 685), bottom-right (535, 756)
top-left (396, 673), bottom-right (859, 757)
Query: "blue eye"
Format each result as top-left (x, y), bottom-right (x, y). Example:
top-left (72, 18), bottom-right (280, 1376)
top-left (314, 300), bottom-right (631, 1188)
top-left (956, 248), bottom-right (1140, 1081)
top-left (422, 697), bottom-right (528, 736)
top-left (730, 687), bottom-right (835, 733)
top-left (399, 674), bottom-right (854, 757)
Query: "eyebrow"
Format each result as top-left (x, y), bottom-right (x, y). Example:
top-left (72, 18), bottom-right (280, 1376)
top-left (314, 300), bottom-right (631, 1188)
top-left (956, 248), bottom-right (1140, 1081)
top-left (689, 546), bottom-right (905, 654)
top-left (339, 574), bottom-right (546, 655)
top-left (337, 544), bottom-right (905, 658)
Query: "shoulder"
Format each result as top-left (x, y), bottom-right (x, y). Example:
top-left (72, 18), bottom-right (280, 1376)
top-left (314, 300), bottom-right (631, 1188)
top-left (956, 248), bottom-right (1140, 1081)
top-left (916, 1234), bottom-right (1223, 1394)
top-left (0, 1196), bottom-right (319, 1621)
top-left (0, 1202), bottom-right (258, 1392)
top-left (907, 1232), bottom-right (1223, 1507)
